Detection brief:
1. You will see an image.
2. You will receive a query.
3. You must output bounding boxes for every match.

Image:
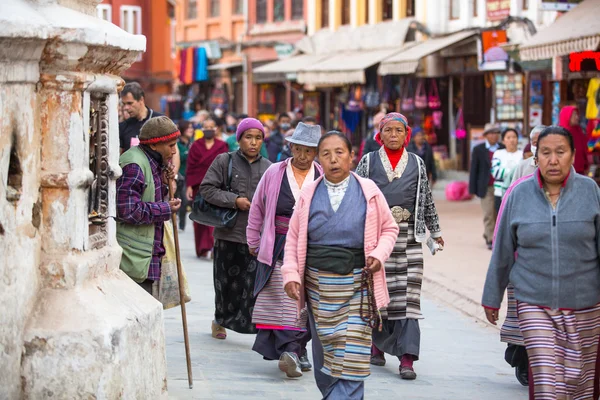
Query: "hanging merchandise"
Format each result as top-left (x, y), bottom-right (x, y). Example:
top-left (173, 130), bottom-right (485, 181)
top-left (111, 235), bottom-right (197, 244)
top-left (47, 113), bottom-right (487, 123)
top-left (428, 79), bottom-right (442, 109)
top-left (587, 120), bottom-right (600, 153)
top-left (401, 79), bottom-right (415, 112)
top-left (364, 87), bottom-right (381, 109)
top-left (415, 79), bottom-right (428, 109)
top-left (454, 108), bottom-right (466, 139)
top-left (432, 110), bottom-right (444, 129)
top-left (346, 86), bottom-right (364, 112)
top-left (586, 77), bottom-right (600, 120)
top-left (424, 115), bottom-right (437, 145)
top-left (184, 47), bottom-right (194, 85)
top-left (195, 47), bottom-right (209, 82)
top-left (209, 85), bottom-right (228, 111)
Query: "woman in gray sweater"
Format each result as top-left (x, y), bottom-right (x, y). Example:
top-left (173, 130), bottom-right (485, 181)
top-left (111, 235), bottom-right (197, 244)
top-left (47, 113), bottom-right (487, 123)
top-left (482, 126), bottom-right (600, 399)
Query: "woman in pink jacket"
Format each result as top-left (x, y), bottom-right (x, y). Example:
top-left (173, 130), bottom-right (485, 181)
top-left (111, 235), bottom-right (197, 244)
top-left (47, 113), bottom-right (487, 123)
top-left (282, 131), bottom-right (399, 399)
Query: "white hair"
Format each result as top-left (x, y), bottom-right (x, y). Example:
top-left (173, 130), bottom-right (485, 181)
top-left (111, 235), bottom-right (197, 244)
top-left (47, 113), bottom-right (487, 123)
top-left (530, 125), bottom-right (546, 140)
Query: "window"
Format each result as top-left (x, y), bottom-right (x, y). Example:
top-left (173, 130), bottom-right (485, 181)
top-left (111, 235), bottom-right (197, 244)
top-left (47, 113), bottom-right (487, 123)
top-left (292, 0), bottom-right (304, 20)
top-left (382, 0), bottom-right (393, 20)
top-left (120, 6), bottom-right (142, 35)
top-left (187, 0), bottom-right (197, 19)
top-left (256, 0), bottom-right (267, 23)
top-left (472, 0), bottom-right (477, 16)
top-left (341, 0), bottom-right (350, 25)
top-left (321, 0), bottom-right (329, 28)
top-left (274, 0), bottom-right (285, 21)
top-left (234, 0), bottom-right (244, 15)
top-left (406, 0), bottom-right (415, 17)
top-left (450, 0), bottom-right (460, 19)
top-left (210, 0), bottom-right (220, 17)
top-left (523, 0), bottom-right (529, 10)
top-left (97, 4), bottom-right (112, 22)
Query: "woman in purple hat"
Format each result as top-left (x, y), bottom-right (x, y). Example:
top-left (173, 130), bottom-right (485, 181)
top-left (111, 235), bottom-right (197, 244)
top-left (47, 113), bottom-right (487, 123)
top-left (199, 117), bottom-right (272, 339)
top-left (247, 122), bottom-right (323, 378)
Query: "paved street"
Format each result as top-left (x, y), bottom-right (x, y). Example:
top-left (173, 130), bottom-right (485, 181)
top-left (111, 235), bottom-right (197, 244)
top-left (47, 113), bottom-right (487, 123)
top-left (165, 204), bottom-right (527, 399)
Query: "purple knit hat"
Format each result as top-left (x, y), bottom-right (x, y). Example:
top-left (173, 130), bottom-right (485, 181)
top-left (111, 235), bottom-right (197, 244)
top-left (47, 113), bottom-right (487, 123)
top-left (236, 117), bottom-right (265, 141)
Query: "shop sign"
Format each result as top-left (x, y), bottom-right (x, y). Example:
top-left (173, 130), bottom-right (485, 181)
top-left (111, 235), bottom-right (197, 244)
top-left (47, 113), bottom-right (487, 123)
top-left (478, 30), bottom-right (509, 71)
top-left (540, 0), bottom-right (582, 11)
top-left (486, 0), bottom-right (510, 21)
top-left (569, 51), bottom-right (600, 72)
top-left (275, 44), bottom-right (294, 59)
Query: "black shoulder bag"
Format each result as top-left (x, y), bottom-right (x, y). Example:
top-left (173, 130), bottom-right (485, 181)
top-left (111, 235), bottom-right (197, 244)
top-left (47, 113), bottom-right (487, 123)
top-left (189, 153), bottom-right (239, 228)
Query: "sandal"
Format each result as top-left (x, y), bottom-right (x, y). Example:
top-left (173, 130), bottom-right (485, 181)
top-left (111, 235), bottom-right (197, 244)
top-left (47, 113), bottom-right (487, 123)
top-left (211, 320), bottom-right (227, 340)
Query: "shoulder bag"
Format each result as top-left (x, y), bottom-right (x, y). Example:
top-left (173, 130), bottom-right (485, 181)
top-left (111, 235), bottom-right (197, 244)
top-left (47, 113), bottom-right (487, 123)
top-left (189, 153), bottom-right (239, 228)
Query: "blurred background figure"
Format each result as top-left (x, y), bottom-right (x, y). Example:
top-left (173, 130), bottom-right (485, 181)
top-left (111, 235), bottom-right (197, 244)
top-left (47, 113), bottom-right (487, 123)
top-left (175, 120), bottom-right (195, 231)
top-left (407, 127), bottom-right (437, 186)
top-left (558, 105), bottom-right (589, 174)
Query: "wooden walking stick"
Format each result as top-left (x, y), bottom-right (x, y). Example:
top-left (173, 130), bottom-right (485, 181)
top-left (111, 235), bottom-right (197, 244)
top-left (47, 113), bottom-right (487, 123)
top-left (168, 180), bottom-right (193, 389)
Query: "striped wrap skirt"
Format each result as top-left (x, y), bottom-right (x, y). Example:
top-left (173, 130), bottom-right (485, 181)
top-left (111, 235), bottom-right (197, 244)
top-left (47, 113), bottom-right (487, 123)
top-left (305, 265), bottom-right (372, 381)
top-left (501, 284), bottom-right (525, 346)
top-left (518, 301), bottom-right (600, 400)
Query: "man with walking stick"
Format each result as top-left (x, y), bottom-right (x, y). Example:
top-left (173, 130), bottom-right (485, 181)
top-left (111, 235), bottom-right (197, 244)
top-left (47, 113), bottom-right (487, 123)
top-left (116, 116), bottom-right (181, 294)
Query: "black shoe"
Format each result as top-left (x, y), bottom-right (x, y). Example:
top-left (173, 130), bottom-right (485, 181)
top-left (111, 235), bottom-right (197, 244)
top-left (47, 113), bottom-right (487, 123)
top-left (370, 353), bottom-right (386, 366)
top-left (515, 365), bottom-right (528, 386)
top-left (400, 366), bottom-right (417, 380)
top-left (299, 353), bottom-right (312, 371)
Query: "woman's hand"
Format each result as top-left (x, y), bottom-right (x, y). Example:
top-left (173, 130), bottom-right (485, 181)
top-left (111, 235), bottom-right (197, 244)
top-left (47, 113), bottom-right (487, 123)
top-left (186, 186), bottom-right (194, 202)
top-left (284, 282), bottom-right (300, 301)
top-left (365, 257), bottom-right (382, 273)
top-left (249, 247), bottom-right (258, 257)
top-left (235, 197), bottom-right (251, 211)
top-left (435, 237), bottom-right (445, 247)
top-left (484, 307), bottom-right (499, 325)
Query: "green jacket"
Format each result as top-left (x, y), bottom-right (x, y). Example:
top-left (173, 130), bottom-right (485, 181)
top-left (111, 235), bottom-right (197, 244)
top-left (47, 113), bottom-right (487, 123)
top-left (116, 147), bottom-right (155, 283)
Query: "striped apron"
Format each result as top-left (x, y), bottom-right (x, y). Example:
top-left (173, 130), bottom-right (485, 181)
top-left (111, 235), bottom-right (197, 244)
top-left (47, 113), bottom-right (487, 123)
top-left (518, 302), bottom-right (600, 400)
top-left (252, 217), bottom-right (307, 330)
top-left (305, 265), bottom-right (372, 381)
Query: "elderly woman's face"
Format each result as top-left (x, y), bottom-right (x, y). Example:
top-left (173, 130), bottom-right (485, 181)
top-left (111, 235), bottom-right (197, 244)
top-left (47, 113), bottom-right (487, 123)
top-left (381, 121), bottom-right (406, 151)
top-left (537, 134), bottom-right (574, 185)
top-left (318, 135), bottom-right (354, 184)
top-left (291, 144), bottom-right (318, 171)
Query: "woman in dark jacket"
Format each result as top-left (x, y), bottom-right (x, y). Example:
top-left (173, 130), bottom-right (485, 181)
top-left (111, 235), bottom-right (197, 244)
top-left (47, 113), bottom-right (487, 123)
top-left (199, 118), bottom-right (271, 339)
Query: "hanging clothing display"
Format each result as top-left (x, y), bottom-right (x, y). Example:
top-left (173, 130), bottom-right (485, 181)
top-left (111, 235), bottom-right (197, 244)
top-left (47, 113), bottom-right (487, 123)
top-left (586, 78), bottom-right (600, 120)
top-left (177, 47), bottom-right (210, 85)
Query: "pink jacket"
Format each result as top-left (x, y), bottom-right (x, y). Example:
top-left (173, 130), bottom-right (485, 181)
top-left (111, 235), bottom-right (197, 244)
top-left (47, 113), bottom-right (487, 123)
top-left (281, 172), bottom-right (399, 312)
top-left (247, 158), bottom-right (322, 265)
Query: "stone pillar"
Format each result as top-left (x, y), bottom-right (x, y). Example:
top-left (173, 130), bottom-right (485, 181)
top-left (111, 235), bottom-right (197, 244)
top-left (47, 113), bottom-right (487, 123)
top-left (0, 1), bottom-right (168, 398)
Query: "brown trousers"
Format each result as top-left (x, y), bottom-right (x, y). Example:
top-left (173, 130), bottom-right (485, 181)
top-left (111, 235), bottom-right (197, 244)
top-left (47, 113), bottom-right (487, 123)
top-left (481, 186), bottom-right (497, 243)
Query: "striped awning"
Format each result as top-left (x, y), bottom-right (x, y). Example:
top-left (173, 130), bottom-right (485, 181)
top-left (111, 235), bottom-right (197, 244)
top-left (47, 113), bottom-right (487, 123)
top-left (378, 30), bottom-right (477, 76)
top-left (519, 0), bottom-right (600, 61)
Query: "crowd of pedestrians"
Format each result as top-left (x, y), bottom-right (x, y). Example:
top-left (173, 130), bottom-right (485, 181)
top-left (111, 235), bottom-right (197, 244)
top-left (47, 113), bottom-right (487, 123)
top-left (114, 81), bottom-right (600, 399)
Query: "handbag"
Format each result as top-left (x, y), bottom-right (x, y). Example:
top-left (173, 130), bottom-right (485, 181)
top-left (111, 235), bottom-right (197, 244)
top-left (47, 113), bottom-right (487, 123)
top-left (432, 110), bottom-right (444, 128)
top-left (428, 79), bottom-right (441, 109)
top-left (189, 153), bottom-right (239, 228)
top-left (401, 79), bottom-right (415, 112)
top-left (159, 220), bottom-right (192, 309)
top-left (305, 245), bottom-right (366, 275)
top-left (415, 79), bottom-right (428, 109)
top-left (454, 108), bottom-right (466, 140)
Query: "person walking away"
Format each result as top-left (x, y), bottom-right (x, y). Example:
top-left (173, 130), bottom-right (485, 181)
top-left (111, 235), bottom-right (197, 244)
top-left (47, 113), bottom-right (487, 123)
top-left (199, 118), bottom-right (271, 338)
top-left (116, 116), bottom-right (181, 294)
top-left (483, 126), bottom-right (600, 400)
top-left (185, 118), bottom-right (228, 258)
top-left (491, 128), bottom-right (523, 213)
top-left (267, 113), bottom-right (292, 162)
top-left (356, 113), bottom-right (443, 380)
top-left (510, 125), bottom-right (545, 185)
top-left (175, 120), bottom-right (194, 231)
top-left (559, 105), bottom-right (589, 174)
top-left (247, 123), bottom-right (322, 378)
top-left (119, 82), bottom-right (163, 153)
top-left (407, 127), bottom-right (438, 186)
top-left (282, 131), bottom-right (399, 399)
top-left (469, 124), bottom-right (504, 250)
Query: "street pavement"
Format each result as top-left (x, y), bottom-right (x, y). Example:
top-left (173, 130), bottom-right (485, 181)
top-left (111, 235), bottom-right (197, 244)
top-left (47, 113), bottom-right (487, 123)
top-left (165, 200), bottom-right (527, 399)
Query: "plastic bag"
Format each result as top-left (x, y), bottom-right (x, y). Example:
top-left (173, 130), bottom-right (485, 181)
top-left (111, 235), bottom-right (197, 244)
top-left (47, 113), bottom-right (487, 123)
top-left (159, 220), bottom-right (192, 310)
top-left (445, 181), bottom-right (473, 202)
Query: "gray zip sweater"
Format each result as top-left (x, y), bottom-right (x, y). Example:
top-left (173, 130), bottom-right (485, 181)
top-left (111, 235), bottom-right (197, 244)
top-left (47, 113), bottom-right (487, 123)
top-left (482, 168), bottom-right (600, 310)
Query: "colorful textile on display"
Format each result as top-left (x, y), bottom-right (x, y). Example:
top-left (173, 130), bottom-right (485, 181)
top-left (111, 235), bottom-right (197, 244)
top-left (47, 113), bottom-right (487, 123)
top-left (177, 47), bottom-right (209, 84)
top-left (184, 47), bottom-right (194, 84)
top-left (375, 112), bottom-right (413, 147)
top-left (195, 47), bottom-right (209, 82)
top-left (305, 266), bottom-right (373, 381)
top-left (518, 302), bottom-right (600, 399)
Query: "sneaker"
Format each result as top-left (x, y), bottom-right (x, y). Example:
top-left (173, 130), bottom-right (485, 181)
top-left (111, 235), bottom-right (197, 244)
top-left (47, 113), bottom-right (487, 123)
top-left (515, 365), bottom-right (529, 386)
top-left (278, 352), bottom-right (303, 378)
top-left (299, 352), bottom-right (312, 372)
top-left (370, 353), bottom-right (386, 366)
top-left (400, 366), bottom-right (417, 380)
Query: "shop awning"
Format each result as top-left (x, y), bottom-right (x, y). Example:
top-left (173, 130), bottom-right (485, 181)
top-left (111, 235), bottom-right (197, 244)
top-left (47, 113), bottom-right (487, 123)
top-left (297, 48), bottom-right (403, 86)
top-left (208, 62), bottom-right (242, 70)
top-left (378, 30), bottom-right (477, 76)
top-left (253, 54), bottom-right (328, 74)
top-left (519, 0), bottom-right (600, 61)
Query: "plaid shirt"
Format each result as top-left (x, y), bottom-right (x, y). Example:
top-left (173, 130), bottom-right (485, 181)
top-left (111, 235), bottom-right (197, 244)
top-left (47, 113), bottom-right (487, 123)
top-left (116, 148), bottom-right (171, 281)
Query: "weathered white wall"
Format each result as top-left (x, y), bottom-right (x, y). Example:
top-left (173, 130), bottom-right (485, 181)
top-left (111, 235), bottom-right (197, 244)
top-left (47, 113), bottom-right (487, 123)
top-left (0, 1), bottom-right (168, 399)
